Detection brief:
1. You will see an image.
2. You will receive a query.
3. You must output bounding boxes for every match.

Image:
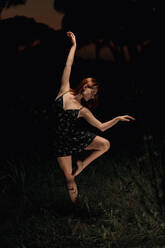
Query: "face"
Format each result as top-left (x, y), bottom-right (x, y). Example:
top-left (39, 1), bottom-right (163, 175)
top-left (82, 85), bottom-right (98, 101)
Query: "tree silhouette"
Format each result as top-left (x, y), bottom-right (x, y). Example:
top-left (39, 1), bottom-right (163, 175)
top-left (0, 0), bottom-right (156, 63)
top-left (53, 0), bottom-right (157, 63)
top-left (0, 0), bottom-right (28, 15)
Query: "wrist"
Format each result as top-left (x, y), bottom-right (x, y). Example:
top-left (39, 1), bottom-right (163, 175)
top-left (72, 43), bottom-right (77, 48)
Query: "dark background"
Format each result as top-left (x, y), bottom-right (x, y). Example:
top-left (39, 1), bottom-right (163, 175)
top-left (1, 4), bottom-right (165, 248)
top-left (0, 0), bottom-right (161, 160)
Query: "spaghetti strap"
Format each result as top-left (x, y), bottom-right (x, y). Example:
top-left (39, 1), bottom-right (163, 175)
top-left (79, 106), bottom-right (84, 110)
top-left (62, 90), bottom-right (70, 96)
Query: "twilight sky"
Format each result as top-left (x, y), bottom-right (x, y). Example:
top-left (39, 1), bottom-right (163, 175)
top-left (1, 0), bottom-right (64, 30)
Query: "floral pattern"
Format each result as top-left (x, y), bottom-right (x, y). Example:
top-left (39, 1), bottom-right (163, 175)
top-left (52, 93), bottom-right (96, 157)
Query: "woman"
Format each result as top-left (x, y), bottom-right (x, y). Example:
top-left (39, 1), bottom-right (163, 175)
top-left (53, 31), bottom-right (135, 205)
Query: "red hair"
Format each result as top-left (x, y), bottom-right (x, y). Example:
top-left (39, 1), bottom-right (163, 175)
top-left (69, 78), bottom-right (99, 109)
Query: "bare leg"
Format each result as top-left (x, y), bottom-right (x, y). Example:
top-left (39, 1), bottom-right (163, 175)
top-left (65, 174), bottom-right (78, 204)
top-left (73, 136), bottom-right (110, 177)
top-left (56, 156), bottom-right (78, 204)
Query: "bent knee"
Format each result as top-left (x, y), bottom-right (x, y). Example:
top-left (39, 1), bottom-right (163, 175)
top-left (102, 139), bottom-right (111, 151)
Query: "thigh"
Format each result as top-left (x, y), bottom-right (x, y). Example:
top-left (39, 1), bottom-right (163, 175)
top-left (84, 135), bottom-right (110, 150)
top-left (56, 155), bottom-right (72, 176)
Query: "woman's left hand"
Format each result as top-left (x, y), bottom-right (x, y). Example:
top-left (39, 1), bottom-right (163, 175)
top-left (118, 115), bottom-right (136, 122)
top-left (67, 31), bottom-right (76, 46)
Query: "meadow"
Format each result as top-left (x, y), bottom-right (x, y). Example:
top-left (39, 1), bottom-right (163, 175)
top-left (1, 135), bottom-right (165, 248)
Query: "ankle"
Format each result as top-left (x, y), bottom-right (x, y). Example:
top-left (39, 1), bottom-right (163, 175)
top-left (77, 160), bottom-right (83, 167)
top-left (81, 160), bottom-right (84, 168)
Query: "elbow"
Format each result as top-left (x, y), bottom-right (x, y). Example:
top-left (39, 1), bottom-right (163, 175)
top-left (100, 124), bottom-right (105, 132)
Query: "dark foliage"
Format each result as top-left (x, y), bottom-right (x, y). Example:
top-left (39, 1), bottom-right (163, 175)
top-left (0, 0), bottom-right (27, 14)
top-left (54, 0), bottom-right (158, 44)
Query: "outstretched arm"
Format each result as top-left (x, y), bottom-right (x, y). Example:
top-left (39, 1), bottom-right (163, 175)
top-left (59, 32), bottom-right (77, 93)
top-left (80, 107), bottom-right (135, 132)
top-left (101, 115), bottom-right (135, 131)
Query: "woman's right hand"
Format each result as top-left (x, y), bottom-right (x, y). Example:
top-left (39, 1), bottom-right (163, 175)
top-left (67, 31), bottom-right (76, 47)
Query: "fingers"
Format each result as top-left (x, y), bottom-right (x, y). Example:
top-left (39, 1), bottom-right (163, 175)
top-left (66, 31), bottom-right (76, 46)
top-left (67, 31), bottom-right (75, 38)
top-left (124, 115), bottom-right (136, 121)
top-left (121, 115), bottom-right (136, 122)
top-left (124, 118), bottom-right (130, 122)
top-left (128, 115), bottom-right (136, 121)
top-left (66, 31), bottom-right (71, 36)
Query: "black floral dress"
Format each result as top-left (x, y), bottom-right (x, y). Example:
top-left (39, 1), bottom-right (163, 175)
top-left (52, 91), bottom-right (96, 157)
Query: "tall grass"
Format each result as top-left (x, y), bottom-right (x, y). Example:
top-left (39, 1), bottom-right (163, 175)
top-left (1, 136), bottom-right (165, 248)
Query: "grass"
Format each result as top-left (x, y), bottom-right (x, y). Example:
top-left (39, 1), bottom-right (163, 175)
top-left (0, 136), bottom-right (165, 248)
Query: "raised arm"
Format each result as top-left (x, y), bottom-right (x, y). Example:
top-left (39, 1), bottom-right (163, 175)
top-left (80, 107), bottom-right (135, 132)
top-left (59, 32), bottom-right (77, 93)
